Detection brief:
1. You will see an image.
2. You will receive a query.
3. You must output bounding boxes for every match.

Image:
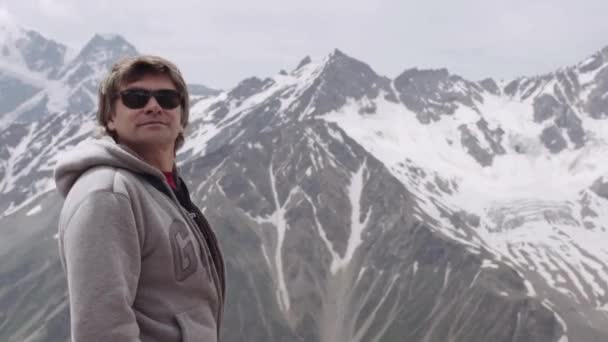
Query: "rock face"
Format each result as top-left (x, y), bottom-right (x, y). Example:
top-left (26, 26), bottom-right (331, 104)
top-left (2, 26), bottom-right (608, 341)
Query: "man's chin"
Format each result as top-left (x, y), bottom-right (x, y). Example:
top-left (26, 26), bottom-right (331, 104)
top-left (122, 135), bottom-right (177, 150)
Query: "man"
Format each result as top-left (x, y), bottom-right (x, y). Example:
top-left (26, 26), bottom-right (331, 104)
top-left (54, 55), bottom-right (225, 342)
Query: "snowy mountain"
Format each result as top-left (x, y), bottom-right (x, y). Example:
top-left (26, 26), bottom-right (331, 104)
top-left (0, 24), bottom-right (137, 129)
top-left (0, 20), bottom-right (66, 124)
top-left (1, 23), bottom-right (608, 341)
top-left (188, 83), bottom-right (222, 97)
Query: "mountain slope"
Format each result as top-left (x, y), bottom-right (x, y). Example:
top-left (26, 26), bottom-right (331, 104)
top-left (1, 29), bottom-right (608, 341)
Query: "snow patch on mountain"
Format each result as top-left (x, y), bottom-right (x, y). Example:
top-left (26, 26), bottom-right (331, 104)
top-left (331, 163), bottom-right (371, 273)
top-left (322, 92), bottom-right (608, 308)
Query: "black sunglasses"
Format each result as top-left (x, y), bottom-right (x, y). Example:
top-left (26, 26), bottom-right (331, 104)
top-left (119, 88), bottom-right (182, 110)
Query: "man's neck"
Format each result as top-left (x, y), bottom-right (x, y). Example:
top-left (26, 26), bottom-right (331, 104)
top-left (131, 144), bottom-right (175, 172)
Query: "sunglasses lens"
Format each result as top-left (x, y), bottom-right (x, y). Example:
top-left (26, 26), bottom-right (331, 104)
top-left (121, 90), bottom-right (151, 109)
top-left (120, 89), bottom-right (181, 110)
top-left (154, 90), bottom-right (181, 109)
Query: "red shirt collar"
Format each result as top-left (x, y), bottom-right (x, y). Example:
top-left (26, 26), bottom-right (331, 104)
top-left (163, 171), bottom-right (177, 189)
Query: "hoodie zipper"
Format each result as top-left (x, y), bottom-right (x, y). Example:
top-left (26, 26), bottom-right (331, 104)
top-left (148, 174), bottom-right (224, 334)
top-left (173, 197), bottom-right (224, 338)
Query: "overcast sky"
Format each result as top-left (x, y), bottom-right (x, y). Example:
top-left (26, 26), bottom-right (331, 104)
top-left (1, 0), bottom-right (608, 89)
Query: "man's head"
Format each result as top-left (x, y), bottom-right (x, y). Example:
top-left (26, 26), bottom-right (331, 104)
top-left (97, 55), bottom-right (190, 152)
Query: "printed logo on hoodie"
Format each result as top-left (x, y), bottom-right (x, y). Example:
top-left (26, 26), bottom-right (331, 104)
top-left (169, 221), bottom-right (198, 281)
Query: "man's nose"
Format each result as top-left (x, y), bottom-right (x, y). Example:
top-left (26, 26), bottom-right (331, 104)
top-left (143, 95), bottom-right (162, 113)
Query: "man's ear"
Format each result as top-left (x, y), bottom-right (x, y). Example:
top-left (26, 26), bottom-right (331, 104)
top-left (107, 117), bottom-right (116, 131)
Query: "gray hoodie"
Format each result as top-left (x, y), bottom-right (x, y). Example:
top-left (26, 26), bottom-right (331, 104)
top-left (55, 136), bottom-right (225, 342)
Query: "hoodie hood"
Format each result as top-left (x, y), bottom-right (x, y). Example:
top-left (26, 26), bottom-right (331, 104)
top-left (54, 136), bottom-right (166, 197)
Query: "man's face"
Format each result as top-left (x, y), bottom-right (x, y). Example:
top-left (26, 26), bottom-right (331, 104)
top-left (108, 73), bottom-right (183, 153)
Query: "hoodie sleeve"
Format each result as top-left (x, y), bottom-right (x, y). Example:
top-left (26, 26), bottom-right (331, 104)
top-left (59, 190), bottom-right (142, 342)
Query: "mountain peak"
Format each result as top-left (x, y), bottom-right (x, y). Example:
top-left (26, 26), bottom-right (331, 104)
top-left (398, 67), bottom-right (450, 80)
top-left (97, 33), bottom-right (123, 41)
top-left (58, 33), bottom-right (138, 82)
top-left (0, 20), bottom-right (66, 77)
top-left (284, 48), bottom-right (395, 118)
top-left (188, 83), bottom-right (221, 97)
top-left (295, 55), bottom-right (311, 70)
top-left (330, 48), bottom-right (346, 58)
top-left (53, 33), bottom-right (138, 108)
top-left (393, 66), bottom-right (483, 124)
top-left (322, 48), bottom-right (369, 69)
top-left (77, 33), bottom-right (137, 60)
top-left (479, 77), bottom-right (500, 95)
top-left (325, 48), bottom-right (360, 65)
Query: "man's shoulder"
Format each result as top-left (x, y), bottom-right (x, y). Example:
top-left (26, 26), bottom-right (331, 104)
top-left (68, 165), bottom-right (143, 200)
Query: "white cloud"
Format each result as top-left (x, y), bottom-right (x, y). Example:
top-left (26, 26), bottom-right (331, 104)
top-left (37, 0), bottom-right (74, 18)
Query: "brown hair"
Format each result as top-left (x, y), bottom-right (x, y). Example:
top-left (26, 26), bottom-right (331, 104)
top-left (97, 55), bottom-right (190, 150)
